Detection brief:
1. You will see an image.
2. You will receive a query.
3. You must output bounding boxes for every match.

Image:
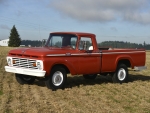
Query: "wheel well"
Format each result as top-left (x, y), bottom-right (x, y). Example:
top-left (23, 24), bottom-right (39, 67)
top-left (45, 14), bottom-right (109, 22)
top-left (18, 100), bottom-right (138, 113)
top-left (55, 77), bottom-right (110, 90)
top-left (118, 59), bottom-right (131, 67)
top-left (51, 64), bottom-right (70, 74)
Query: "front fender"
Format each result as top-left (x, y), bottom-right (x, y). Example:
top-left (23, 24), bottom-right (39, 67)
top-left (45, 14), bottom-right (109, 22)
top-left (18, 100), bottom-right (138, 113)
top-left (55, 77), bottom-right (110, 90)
top-left (43, 57), bottom-right (78, 76)
top-left (51, 61), bottom-right (78, 75)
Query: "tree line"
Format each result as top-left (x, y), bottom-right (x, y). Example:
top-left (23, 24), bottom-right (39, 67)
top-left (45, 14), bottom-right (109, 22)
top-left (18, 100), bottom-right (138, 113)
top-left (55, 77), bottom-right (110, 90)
top-left (20, 40), bottom-right (150, 50)
top-left (98, 41), bottom-right (150, 49)
top-left (21, 40), bottom-right (42, 47)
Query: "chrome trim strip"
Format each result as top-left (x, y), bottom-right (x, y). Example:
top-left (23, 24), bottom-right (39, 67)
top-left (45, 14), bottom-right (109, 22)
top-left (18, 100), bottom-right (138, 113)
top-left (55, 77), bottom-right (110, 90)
top-left (102, 51), bottom-right (145, 55)
top-left (46, 53), bottom-right (101, 56)
top-left (72, 53), bottom-right (101, 56)
top-left (46, 54), bottom-right (66, 56)
top-left (46, 51), bottom-right (145, 57)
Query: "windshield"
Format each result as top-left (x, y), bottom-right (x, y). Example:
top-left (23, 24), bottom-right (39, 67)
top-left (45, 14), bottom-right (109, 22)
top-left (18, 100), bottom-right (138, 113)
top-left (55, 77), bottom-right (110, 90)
top-left (46, 34), bottom-right (77, 49)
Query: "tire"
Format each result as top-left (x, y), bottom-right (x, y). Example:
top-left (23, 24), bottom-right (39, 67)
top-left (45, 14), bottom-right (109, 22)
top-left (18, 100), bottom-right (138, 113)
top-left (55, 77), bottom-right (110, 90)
top-left (101, 73), bottom-right (108, 76)
top-left (112, 64), bottom-right (128, 83)
top-left (45, 66), bottom-right (67, 90)
top-left (15, 74), bottom-right (35, 85)
top-left (83, 74), bottom-right (97, 79)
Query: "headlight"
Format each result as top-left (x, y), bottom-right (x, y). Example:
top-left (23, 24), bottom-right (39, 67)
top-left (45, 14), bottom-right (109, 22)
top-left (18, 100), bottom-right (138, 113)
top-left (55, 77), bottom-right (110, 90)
top-left (36, 60), bottom-right (43, 70)
top-left (7, 57), bottom-right (13, 66)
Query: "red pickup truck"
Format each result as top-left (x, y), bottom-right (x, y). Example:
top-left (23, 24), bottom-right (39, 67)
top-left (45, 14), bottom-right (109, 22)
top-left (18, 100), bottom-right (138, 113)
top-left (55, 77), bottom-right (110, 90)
top-left (5, 32), bottom-right (146, 90)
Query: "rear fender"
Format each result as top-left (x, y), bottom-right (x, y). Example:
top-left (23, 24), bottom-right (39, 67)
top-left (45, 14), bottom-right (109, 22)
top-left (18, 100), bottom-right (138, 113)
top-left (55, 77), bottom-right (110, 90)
top-left (115, 55), bottom-right (133, 70)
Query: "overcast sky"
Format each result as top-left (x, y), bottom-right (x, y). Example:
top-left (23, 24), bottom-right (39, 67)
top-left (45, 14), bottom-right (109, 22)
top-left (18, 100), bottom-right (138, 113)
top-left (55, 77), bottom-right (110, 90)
top-left (0, 0), bottom-right (150, 44)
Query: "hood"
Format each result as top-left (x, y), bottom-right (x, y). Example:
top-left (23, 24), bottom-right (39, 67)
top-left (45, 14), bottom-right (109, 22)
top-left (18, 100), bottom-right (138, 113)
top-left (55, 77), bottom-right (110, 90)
top-left (8, 47), bottom-right (73, 57)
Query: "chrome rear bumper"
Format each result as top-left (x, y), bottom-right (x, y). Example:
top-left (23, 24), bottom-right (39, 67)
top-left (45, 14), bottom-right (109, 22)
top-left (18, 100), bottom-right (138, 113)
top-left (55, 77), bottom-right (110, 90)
top-left (134, 66), bottom-right (147, 71)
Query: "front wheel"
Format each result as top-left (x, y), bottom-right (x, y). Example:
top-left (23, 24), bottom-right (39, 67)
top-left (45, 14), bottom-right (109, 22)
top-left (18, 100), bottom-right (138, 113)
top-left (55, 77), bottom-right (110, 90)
top-left (83, 74), bottom-right (97, 79)
top-left (112, 64), bottom-right (128, 83)
top-left (45, 66), bottom-right (67, 90)
top-left (15, 74), bottom-right (35, 85)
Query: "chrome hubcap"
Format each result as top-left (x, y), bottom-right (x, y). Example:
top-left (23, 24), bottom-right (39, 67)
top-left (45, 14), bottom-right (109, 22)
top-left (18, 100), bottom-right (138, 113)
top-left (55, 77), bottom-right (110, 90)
top-left (52, 71), bottom-right (63, 86)
top-left (118, 68), bottom-right (126, 81)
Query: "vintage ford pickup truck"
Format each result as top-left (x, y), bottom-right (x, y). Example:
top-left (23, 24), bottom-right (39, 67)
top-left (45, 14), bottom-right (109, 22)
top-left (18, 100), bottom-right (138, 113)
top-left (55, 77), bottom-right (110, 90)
top-left (5, 32), bottom-right (146, 90)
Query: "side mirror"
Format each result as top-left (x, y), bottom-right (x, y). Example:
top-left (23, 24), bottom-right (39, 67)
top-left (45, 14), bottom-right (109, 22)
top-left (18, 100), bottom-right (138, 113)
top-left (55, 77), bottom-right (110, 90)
top-left (88, 46), bottom-right (93, 50)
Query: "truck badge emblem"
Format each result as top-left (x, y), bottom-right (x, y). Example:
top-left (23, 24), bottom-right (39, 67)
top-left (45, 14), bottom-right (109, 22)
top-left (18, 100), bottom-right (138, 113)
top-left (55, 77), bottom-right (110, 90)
top-left (22, 50), bottom-right (25, 54)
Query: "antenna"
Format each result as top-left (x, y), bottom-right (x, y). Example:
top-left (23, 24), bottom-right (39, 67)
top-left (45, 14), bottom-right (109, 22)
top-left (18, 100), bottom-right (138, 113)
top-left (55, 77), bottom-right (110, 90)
top-left (39, 24), bottom-right (41, 39)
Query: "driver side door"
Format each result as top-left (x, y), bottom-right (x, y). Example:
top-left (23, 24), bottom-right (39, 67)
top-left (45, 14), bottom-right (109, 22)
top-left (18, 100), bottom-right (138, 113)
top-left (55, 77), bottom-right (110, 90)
top-left (78, 37), bottom-right (101, 74)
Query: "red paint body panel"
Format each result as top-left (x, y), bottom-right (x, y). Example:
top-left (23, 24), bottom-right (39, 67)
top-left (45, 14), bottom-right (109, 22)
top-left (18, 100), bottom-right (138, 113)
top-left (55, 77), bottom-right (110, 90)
top-left (7, 32), bottom-right (146, 76)
top-left (101, 49), bottom-right (146, 72)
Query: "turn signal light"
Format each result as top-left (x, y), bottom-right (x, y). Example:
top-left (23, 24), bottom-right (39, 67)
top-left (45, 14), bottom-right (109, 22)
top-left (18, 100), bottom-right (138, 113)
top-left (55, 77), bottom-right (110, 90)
top-left (13, 60), bottom-right (16, 64)
top-left (33, 63), bottom-right (36, 67)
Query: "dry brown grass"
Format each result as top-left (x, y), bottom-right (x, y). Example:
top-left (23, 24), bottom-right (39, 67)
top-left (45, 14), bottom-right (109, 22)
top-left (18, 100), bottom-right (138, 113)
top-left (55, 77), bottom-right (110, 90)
top-left (0, 47), bottom-right (150, 113)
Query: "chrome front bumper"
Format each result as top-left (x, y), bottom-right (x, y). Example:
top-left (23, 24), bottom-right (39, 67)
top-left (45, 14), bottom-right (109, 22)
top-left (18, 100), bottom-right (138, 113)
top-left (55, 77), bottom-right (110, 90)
top-left (5, 66), bottom-right (46, 77)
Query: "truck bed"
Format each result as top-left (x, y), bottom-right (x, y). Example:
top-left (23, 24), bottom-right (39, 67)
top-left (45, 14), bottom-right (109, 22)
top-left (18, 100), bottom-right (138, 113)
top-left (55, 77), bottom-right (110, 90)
top-left (99, 48), bottom-right (146, 73)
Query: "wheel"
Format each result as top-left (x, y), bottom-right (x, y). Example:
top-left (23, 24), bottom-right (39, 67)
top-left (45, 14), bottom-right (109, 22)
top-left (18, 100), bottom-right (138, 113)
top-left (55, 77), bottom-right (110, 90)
top-left (112, 64), bottom-right (128, 83)
top-left (15, 74), bottom-right (35, 85)
top-left (83, 74), bottom-right (97, 79)
top-left (45, 66), bottom-right (67, 90)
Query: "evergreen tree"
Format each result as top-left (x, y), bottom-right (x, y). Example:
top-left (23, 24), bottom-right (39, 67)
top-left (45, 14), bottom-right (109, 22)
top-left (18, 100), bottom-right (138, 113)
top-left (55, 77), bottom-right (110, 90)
top-left (8, 25), bottom-right (21, 47)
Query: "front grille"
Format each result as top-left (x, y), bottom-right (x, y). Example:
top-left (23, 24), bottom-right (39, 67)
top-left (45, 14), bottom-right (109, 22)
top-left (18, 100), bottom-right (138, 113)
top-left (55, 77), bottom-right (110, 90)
top-left (12, 57), bottom-right (38, 69)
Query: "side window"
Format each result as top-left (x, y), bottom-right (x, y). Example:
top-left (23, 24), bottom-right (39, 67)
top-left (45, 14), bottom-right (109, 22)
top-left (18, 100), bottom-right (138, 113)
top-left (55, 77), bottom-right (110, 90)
top-left (71, 37), bottom-right (77, 49)
top-left (79, 37), bottom-right (93, 50)
top-left (49, 36), bottom-right (62, 47)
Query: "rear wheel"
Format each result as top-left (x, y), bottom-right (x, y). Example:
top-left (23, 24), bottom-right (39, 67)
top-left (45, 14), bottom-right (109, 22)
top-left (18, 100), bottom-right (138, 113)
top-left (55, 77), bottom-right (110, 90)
top-left (83, 74), bottom-right (97, 79)
top-left (112, 64), bottom-right (128, 83)
top-left (15, 74), bottom-right (35, 85)
top-left (45, 66), bottom-right (67, 90)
